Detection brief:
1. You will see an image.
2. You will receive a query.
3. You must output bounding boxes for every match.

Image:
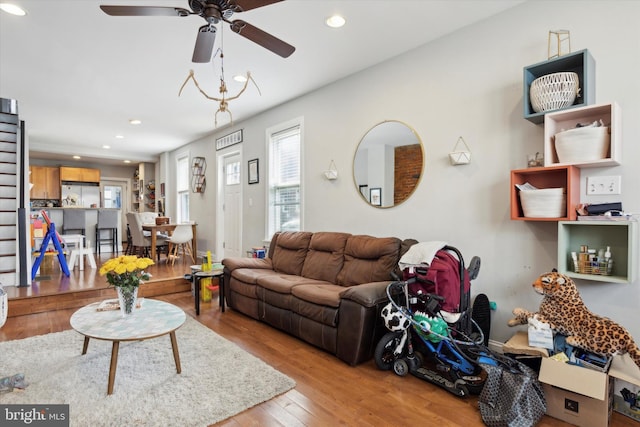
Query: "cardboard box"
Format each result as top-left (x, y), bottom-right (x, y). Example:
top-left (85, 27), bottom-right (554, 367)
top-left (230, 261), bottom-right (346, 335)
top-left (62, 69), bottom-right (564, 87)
top-left (609, 353), bottom-right (640, 422)
top-left (538, 357), bottom-right (613, 427)
top-left (612, 378), bottom-right (640, 422)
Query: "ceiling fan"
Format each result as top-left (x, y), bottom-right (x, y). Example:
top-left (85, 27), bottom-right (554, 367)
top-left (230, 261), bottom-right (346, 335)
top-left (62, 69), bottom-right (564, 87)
top-left (100, 0), bottom-right (295, 62)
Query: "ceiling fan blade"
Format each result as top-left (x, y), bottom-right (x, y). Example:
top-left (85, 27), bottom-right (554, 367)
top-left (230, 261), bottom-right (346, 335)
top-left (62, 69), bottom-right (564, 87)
top-left (230, 20), bottom-right (295, 58)
top-left (233, 0), bottom-right (284, 12)
top-left (192, 25), bottom-right (217, 63)
top-left (100, 5), bottom-right (191, 17)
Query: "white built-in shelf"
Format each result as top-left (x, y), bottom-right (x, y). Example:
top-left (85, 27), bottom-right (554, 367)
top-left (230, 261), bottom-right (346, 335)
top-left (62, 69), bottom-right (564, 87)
top-left (544, 102), bottom-right (621, 168)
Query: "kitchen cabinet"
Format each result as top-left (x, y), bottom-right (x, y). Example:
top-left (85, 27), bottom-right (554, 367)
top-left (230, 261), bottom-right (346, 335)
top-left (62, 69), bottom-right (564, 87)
top-left (59, 167), bottom-right (100, 183)
top-left (29, 166), bottom-right (60, 199)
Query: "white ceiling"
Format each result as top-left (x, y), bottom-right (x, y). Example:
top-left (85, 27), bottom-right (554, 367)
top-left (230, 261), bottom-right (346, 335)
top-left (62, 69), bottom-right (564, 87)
top-left (0, 0), bottom-right (524, 165)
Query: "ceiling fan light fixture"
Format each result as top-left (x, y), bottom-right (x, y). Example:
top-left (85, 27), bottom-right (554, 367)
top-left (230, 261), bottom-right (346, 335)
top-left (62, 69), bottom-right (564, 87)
top-left (325, 14), bottom-right (345, 28)
top-left (0, 3), bottom-right (27, 16)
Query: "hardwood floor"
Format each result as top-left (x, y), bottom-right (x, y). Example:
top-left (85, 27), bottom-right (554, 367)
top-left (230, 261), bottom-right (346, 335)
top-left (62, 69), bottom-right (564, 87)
top-left (2, 254), bottom-right (635, 426)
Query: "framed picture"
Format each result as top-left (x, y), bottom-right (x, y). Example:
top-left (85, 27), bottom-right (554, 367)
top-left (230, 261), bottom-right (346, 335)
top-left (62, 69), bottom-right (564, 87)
top-left (359, 184), bottom-right (368, 198)
top-left (248, 158), bottom-right (259, 184)
top-left (370, 187), bottom-right (381, 206)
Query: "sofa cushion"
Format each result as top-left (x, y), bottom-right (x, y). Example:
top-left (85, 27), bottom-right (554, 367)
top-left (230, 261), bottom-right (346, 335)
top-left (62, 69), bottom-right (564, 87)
top-left (271, 231), bottom-right (313, 276)
top-left (291, 283), bottom-right (345, 308)
top-left (336, 235), bottom-right (401, 286)
top-left (231, 267), bottom-right (279, 284)
top-left (257, 274), bottom-right (329, 295)
top-left (301, 232), bottom-right (350, 282)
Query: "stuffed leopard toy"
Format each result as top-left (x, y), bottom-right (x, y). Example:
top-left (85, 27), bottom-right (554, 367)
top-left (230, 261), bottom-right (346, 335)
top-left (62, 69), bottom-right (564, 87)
top-left (508, 271), bottom-right (640, 369)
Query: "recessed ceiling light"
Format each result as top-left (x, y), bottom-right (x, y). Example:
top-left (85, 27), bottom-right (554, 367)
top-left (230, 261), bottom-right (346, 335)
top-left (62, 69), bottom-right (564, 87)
top-left (129, 119), bottom-right (142, 125)
top-left (325, 14), bottom-right (345, 28)
top-left (73, 155), bottom-right (81, 160)
top-left (123, 160), bottom-right (131, 164)
top-left (115, 135), bottom-right (124, 139)
top-left (0, 3), bottom-right (27, 16)
top-left (102, 145), bottom-right (111, 149)
top-left (233, 74), bottom-right (247, 83)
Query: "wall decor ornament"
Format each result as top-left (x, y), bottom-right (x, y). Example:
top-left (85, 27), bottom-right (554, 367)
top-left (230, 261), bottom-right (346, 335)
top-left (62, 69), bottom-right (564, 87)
top-left (548, 29), bottom-right (571, 59)
top-left (191, 157), bottom-right (206, 193)
top-left (323, 160), bottom-right (338, 180)
top-left (449, 136), bottom-right (472, 166)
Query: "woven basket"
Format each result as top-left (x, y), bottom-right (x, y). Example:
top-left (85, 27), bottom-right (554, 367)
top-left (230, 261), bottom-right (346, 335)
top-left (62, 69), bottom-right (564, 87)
top-left (530, 72), bottom-right (580, 113)
top-left (519, 188), bottom-right (566, 218)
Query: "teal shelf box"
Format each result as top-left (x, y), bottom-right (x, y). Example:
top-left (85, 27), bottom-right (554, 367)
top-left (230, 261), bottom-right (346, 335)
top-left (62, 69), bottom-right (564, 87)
top-left (524, 49), bottom-right (596, 124)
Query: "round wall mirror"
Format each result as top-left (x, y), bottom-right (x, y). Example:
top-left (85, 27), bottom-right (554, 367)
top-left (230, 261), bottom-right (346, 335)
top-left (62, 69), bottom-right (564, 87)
top-left (353, 120), bottom-right (423, 208)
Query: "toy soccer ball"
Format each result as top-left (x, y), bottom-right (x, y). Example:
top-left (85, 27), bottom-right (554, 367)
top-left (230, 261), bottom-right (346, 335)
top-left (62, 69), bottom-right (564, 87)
top-left (381, 302), bottom-right (411, 331)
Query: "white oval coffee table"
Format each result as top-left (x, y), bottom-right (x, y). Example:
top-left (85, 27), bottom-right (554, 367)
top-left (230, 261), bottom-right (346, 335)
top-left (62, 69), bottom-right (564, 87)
top-left (70, 299), bottom-right (186, 395)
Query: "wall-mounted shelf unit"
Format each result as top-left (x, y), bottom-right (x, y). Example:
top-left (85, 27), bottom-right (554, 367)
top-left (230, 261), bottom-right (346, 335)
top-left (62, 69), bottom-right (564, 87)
top-left (557, 220), bottom-right (637, 283)
top-left (543, 102), bottom-right (621, 168)
top-left (191, 157), bottom-right (206, 193)
top-left (510, 165), bottom-right (580, 221)
top-left (523, 49), bottom-right (595, 124)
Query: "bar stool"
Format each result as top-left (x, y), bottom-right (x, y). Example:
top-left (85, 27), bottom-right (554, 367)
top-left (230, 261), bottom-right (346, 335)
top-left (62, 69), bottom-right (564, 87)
top-left (63, 209), bottom-right (86, 236)
top-left (96, 210), bottom-right (119, 255)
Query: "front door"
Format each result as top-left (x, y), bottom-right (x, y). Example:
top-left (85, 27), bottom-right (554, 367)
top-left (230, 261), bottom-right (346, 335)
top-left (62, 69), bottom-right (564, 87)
top-left (217, 152), bottom-right (242, 259)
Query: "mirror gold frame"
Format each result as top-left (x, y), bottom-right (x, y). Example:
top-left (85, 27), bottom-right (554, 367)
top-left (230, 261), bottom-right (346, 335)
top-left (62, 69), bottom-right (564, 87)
top-left (353, 120), bottom-right (424, 208)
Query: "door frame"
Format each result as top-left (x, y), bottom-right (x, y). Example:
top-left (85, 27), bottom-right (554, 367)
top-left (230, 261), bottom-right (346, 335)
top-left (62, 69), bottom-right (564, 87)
top-left (216, 149), bottom-right (242, 260)
top-left (100, 176), bottom-right (131, 252)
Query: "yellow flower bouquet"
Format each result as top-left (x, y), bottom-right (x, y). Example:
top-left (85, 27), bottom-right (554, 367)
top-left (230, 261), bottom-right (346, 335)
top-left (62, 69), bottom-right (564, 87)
top-left (99, 255), bottom-right (155, 291)
top-left (99, 255), bottom-right (154, 315)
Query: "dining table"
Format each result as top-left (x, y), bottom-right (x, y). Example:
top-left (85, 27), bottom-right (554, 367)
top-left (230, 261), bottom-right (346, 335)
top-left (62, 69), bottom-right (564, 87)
top-left (141, 223), bottom-right (198, 261)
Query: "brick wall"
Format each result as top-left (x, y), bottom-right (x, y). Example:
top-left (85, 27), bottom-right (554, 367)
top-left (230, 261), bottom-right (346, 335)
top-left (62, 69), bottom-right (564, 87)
top-left (394, 144), bottom-right (422, 205)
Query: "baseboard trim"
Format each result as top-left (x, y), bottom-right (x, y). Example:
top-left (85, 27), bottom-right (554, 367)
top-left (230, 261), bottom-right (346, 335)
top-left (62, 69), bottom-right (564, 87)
top-left (488, 339), bottom-right (504, 354)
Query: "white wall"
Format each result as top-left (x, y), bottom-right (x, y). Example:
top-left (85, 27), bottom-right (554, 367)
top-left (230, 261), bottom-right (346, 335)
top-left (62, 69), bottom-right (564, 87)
top-left (174, 0), bottom-right (640, 343)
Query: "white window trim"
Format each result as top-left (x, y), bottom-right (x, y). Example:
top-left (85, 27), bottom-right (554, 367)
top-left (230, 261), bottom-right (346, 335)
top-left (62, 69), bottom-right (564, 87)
top-left (175, 150), bottom-right (190, 223)
top-left (265, 116), bottom-right (304, 240)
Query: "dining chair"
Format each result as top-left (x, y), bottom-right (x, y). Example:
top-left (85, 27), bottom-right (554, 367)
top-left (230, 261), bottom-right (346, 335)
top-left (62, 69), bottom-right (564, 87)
top-left (125, 212), bottom-right (168, 261)
top-left (166, 224), bottom-right (194, 266)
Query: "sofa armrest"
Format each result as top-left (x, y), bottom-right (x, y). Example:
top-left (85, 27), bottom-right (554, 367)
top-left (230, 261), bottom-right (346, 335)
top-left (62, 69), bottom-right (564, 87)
top-left (337, 281), bottom-right (391, 365)
top-left (339, 281), bottom-right (390, 308)
top-left (222, 257), bottom-right (273, 272)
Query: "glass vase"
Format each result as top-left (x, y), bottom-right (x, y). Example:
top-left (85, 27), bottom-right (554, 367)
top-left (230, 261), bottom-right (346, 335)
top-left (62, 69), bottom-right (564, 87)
top-left (116, 287), bottom-right (138, 317)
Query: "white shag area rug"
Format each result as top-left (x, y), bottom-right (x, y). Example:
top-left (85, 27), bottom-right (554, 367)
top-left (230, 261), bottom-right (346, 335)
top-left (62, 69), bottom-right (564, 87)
top-left (0, 316), bottom-right (295, 426)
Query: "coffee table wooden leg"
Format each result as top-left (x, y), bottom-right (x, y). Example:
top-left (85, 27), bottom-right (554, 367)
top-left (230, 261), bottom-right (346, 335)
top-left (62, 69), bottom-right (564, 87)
top-left (81, 336), bottom-right (90, 355)
top-left (170, 331), bottom-right (182, 374)
top-left (108, 341), bottom-right (120, 395)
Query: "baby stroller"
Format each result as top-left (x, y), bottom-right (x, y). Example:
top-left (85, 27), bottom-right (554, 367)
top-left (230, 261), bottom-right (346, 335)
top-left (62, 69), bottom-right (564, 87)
top-left (374, 245), bottom-right (488, 397)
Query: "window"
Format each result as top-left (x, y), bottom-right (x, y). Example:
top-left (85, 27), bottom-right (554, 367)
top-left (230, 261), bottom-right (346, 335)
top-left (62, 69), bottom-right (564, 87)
top-left (267, 121), bottom-right (302, 238)
top-left (176, 154), bottom-right (189, 223)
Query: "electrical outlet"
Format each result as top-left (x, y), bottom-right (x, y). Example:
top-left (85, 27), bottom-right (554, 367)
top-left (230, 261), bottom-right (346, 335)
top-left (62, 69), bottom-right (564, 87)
top-left (587, 175), bottom-right (622, 195)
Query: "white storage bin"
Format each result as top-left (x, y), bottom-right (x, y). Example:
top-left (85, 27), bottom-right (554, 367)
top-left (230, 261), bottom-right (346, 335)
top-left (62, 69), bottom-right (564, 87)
top-left (555, 126), bottom-right (610, 164)
top-left (520, 188), bottom-right (566, 218)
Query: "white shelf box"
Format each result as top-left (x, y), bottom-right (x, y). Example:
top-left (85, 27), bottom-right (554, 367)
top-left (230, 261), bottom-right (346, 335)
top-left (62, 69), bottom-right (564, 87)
top-left (558, 220), bottom-right (637, 283)
top-left (544, 102), bottom-right (621, 168)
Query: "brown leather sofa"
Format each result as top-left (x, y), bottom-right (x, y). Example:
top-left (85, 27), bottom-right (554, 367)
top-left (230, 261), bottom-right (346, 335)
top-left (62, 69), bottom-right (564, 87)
top-left (222, 231), bottom-right (416, 365)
